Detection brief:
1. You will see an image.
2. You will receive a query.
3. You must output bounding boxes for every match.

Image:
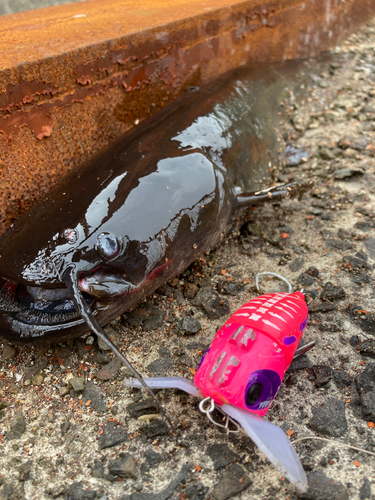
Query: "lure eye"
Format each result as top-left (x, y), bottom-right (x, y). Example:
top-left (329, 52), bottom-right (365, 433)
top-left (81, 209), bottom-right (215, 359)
top-left (245, 383), bottom-right (262, 406)
top-left (96, 232), bottom-right (119, 260)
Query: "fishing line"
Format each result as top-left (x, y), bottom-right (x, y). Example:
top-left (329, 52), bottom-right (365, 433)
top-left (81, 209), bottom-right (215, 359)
top-left (63, 265), bottom-right (175, 432)
top-left (292, 436), bottom-right (375, 457)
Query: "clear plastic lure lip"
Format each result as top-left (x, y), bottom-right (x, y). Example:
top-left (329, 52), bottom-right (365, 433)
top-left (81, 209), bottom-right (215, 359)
top-left (123, 376), bottom-right (308, 492)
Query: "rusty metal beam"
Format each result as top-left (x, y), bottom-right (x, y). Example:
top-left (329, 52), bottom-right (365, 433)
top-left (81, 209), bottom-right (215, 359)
top-left (1, 0), bottom-right (375, 236)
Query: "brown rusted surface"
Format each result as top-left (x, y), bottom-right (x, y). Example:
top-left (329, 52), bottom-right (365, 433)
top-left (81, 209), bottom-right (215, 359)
top-left (0, 0), bottom-right (374, 236)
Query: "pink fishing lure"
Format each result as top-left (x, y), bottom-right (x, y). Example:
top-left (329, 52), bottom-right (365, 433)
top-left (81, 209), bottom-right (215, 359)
top-left (125, 289), bottom-right (309, 492)
top-left (194, 291), bottom-right (308, 416)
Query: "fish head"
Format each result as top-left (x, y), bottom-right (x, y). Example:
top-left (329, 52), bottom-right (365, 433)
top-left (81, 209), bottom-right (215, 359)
top-left (0, 167), bottom-right (143, 343)
top-left (0, 148), bottom-right (228, 344)
top-left (0, 209), bottom-right (138, 344)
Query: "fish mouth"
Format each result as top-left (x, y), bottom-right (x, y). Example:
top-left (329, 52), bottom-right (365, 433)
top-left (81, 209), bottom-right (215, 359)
top-left (0, 266), bottom-right (135, 327)
top-left (0, 277), bottom-right (94, 326)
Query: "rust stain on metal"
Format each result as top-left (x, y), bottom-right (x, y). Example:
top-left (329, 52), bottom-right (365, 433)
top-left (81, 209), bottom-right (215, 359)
top-left (0, 0), bottom-right (375, 236)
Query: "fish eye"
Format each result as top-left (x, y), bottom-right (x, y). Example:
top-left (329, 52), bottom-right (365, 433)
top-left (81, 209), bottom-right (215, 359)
top-left (245, 383), bottom-right (262, 406)
top-left (96, 232), bottom-right (119, 260)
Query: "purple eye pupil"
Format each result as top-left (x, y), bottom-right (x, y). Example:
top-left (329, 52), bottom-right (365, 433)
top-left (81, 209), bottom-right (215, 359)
top-left (246, 383), bottom-right (262, 406)
top-left (244, 369), bottom-right (281, 410)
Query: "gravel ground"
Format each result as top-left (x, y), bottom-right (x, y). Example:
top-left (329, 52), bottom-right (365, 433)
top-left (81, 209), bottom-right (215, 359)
top-left (1, 19), bottom-right (375, 500)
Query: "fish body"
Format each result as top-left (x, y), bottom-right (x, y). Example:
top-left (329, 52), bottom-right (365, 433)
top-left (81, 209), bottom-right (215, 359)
top-left (0, 62), bottom-right (308, 345)
top-left (194, 291), bottom-right (308, 415)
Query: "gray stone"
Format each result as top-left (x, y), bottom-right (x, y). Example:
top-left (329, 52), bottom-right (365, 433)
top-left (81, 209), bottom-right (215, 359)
top-left (144, 449), bottom-right (163, 466)
top-left (69, 377), bottom-right (85, 392)
top-left (213, 464), bottom-right (251, 500)
top-left (308, 303), bottom-right (336, 314)
top-left (72, 340), bottom-right (87, 359)
top-left (207, 443), bottom-right (238, 470)
top-left (185, 482), bottom-right (208, 500)
top-left (127, 398), bottom-right (160, 419)
top-left (289, 356), bottom-right (312, 372)
top-left (6, 383), bottom-right (19, 394)
top-left (82, 381), bottom-right (106, 412)
top-left (46, 484), bottom-right (66, 498)
top-left (203, 297), bottom-right (230, 319)
top-left (312, 365), bottom-right (333, 386)
top-left (5, 418), bottom-right (26, 440)
top-left (290, 257), bottom-right (305, 272)
top-left (333, 370), bottom-right (352, 389)
top-left (364, 237), bottom-right (375, 258)
top-left (308, 398), bottom-right (347, 437)
top-left (61, 421), bottom-right (71, 435)
top-left (18, 460), bottom-right (32, 481)
top-left (158, 346), bottom-right (171, 357)
top-left (59, 386), bottom-right (70, 397)
top-left (24, 358), bottom-right (48, 381)
top-left (218, 281), bottom-right (245, 296)
top-left (354, 364), bottom-right (375, 421)
top-left (333, 167), bottom-right (363, 179)
top-left (92, 352), bottom-right (111, 365)
top-left (355, 219), bottom-right (375, 232)
top-left (109, 453), bottom-right (138, 479)
top-left (67, 482), bottom-right (97, 500)
top-left (360, 313), bottom-right (375, 335)
top-left (357, 339), bottom-right (375, 359)
top-left (143, 419), bottom-right (169, 438)
top-left (177, 317), bottom-right (201, 335)
top-left (98, 422), bottom-right (129, 450)
top-left (147, 357), bottom-right (174, 376)
top-left (173, 288), bottom-right (185, 304)
top-left (142, 311), bottom-right (165, 331)
top-left (319, 148), bottom-right (335, 160)
top-left (298, 471), bottom-right (348, 500)
top-left (191, 286), bottom-right (213, 307)
top-left (359, 478), bottom-right (372, 500)
top-left (96, 358), bottom-right (121, 380)
top-left (91, 460), bottom-right (105, 479)
top-left (1, 344), bottom-right (16, 360)
top-left (284, 144), bottom-right (310, 165)
top-left (343, 254), bottom-right (368, 271)
top-left (320, 282), bottom-right (346, 301)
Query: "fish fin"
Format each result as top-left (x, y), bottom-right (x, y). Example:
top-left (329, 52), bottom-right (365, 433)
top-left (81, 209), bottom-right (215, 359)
top-left (124, 377), bottom-right (201, 398)
top-left (222, 404), bottom-right (308, 492)
top-left (235, 180), bottom-right (313, 209)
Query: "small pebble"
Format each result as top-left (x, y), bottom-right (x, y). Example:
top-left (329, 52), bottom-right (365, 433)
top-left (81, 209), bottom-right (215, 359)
top-left (1, 344), bottom-right (16, 360)
top-left (68, 377), bottom-right (85, 392)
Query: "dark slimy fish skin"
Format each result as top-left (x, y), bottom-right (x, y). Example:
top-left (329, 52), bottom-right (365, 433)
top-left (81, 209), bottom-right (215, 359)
top-left (0, 62), bottom-right (306, 345)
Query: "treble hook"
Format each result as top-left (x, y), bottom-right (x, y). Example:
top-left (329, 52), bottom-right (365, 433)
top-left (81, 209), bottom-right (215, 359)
top-left (198, 397), bottom-right (241, 434)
